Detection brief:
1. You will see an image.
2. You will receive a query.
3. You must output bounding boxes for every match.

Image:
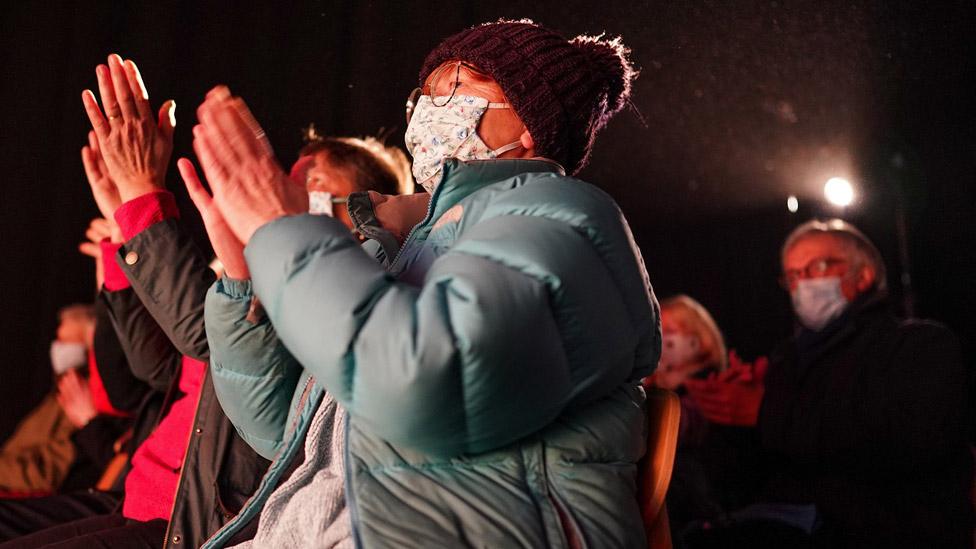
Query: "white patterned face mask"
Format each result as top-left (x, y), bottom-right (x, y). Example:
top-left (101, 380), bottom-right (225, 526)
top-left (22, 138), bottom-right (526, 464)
top-left (404, 94), bottom-right (521, 193)
top-left (308, 191), bottom-right (348, 216)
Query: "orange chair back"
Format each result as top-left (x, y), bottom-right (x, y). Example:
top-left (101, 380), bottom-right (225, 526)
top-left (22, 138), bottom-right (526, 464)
top-left (94, 429), bottom-right (133, 491)
top-left (94, 452), bottom-right (129, 491)
top-left (637, 387), bottom-right (681, 549)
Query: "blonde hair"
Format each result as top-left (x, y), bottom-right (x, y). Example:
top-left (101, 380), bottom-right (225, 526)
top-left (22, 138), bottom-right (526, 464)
top-left (661, 295), bottom-right (728, 371)
top-left (302, 126), bottom-right (414, 196)
top-left (338, 136), bottom-right (414, 196)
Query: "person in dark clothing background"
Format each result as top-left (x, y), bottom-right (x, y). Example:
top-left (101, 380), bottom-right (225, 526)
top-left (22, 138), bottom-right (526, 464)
top-left (0, 232), bottom-right (155, 543)
top-left (0, 302), bottom-right (131, 498)
top-left (685, 218), bottom-right (973, 549)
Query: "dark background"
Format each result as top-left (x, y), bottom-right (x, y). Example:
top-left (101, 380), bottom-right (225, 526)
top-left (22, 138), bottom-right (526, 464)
top-left (1, 0), bottom-right (973, 439)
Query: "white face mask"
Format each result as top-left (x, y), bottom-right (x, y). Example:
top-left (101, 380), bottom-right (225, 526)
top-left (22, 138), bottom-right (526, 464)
top-left (308, 192), bottom-right (347, 216)
top-left (660, 333), bottom-right (700, 370)
top-left (791, 277), bottom-right (849, 331)
top-left (404, 94), bottom-right (521, 193)
top-left (50, 340), bottom-right (87, 376)
top-left (655, 333), bottom-right (702, 390)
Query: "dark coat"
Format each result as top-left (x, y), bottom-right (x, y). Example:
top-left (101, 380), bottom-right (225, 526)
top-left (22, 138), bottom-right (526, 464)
top-left (759, 294), bottom-right (974, 548)
top-left (104, 218), bottom-right (269, 548)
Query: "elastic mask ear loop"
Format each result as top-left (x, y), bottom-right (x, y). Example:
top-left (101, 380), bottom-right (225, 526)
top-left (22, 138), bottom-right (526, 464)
top-left (483, 101), bottom-right (520, 156)
top-left (491, 141), bottom-right (522, 156)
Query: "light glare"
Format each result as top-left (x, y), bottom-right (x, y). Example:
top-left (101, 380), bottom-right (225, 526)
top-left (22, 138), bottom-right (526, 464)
top-left (824, 177), bottom-right (854, 207)
top-left (787, 195), bottom-right (799, 213)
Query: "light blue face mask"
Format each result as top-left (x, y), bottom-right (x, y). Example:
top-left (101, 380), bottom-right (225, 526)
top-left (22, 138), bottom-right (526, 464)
top-left (790, 277), bottom-right (849, 331)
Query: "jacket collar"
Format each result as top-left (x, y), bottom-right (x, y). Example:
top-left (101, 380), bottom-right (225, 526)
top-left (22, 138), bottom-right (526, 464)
top-left (793, 291), bottom-right (891, 373)
top-left (429, 158), bottom-right (565, 222)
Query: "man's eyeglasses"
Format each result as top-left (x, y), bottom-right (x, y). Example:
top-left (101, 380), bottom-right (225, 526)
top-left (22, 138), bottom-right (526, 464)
top-left (405, 61), bottom-right (486, 125)
top-left (780, 257), bottom-right (847, 289)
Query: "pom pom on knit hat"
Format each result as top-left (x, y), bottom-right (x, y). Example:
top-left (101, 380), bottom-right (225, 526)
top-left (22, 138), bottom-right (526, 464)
top-left (569, 34), bottom-right (636, 124)
top-left (420, 19), bottom-right (637, 175)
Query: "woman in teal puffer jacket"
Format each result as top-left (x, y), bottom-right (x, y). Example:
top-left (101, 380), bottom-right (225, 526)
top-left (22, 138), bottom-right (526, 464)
top-left (192, 20), bottom-right (661, 548)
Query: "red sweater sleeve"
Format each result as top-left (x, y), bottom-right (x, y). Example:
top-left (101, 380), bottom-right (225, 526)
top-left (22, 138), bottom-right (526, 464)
top-left (86, 348), bottom-right (130, 417)
top-left (114, 190), bottom-right (180, 241)
top-left (100, 240), bottom-right (130, 291)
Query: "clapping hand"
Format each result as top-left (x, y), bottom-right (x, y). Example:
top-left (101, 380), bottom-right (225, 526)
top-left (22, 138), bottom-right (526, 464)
top-left (56, 369), bottom-right (97, 429)
top-left (684, 351), bottom-right (768, 427)
top-left (190, 86), bottom-right (307, 245)
top-left (80, 132), bottom-right (124, 243)
top-left (178, 158), bottom-right (250, 279)
top-left (79, 218), bottom-right (117, 290)
top-left (81, 54), bottom-right (175, 203)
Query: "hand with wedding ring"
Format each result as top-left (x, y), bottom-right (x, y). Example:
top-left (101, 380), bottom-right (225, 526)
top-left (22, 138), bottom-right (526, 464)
top-left (188, 86), bottom-right (307, 245)
top-left (81, 54), bottom-right (176, 203)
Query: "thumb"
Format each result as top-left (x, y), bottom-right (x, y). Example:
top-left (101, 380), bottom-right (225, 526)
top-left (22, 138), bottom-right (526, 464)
top-left (178, 158), bottom-right (211, 211)
top-left (158, 99), bottom-right (176, 141)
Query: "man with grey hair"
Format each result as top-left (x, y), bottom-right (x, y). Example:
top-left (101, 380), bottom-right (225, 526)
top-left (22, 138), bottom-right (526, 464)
top-left (687, 218), bottom-right (972, 548)
top-left (780, 218), bottom-right (887, 331)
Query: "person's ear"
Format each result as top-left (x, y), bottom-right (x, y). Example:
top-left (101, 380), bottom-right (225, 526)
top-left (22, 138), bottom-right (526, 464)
top-left (855, 264), bottom-right (877, 292)
top-left (519, 129), bottom-right (535, 156)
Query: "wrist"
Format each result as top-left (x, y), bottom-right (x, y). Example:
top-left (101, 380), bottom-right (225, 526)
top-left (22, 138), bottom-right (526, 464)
top-left (117, 179), bottom-right (164, 203)
top-left (222, 263), bottom-right (250, 280)
top-left (241, 211), bottom-right (286, 245)
top-left (109, 223), bottom-right (124, 244)
top-left (75, 412), bottom-right (95, 428)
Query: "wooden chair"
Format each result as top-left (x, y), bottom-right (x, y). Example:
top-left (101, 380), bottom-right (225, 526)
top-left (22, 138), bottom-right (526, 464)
top-left (637, 387), bottom-right (682, 549)
top-left (94, 429), bottom-right (133, 491)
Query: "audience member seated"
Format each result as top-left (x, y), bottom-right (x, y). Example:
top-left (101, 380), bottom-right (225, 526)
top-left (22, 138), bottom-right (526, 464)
top-left (0, 305), bottom-right (92, 496)
top-left (293, 128), bottom-right (414, 227)
top-left (1, 53), bottom-right (421, 548)
top-left (683, 218), bottom-right (973, 549)
top-left (194, 19), bottom-right (655, 548)
top-left (0, 303), bottom-right (130, 498)
top-left (642, 295), bottom-right (727, 539)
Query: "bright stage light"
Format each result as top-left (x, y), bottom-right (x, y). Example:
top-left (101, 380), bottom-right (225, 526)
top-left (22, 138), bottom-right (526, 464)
top-left (824, 177), bottom-right (854, 207)
top-left (787, 195), bottom-right (799, 213)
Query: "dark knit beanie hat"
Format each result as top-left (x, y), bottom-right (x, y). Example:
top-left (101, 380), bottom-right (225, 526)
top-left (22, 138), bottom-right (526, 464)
top-left (420, 19), bottom-right (637, 175)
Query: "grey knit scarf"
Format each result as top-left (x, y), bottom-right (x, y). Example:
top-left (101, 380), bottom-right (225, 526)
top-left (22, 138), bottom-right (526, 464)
top-left (232, 392), bottom-right (352, 548)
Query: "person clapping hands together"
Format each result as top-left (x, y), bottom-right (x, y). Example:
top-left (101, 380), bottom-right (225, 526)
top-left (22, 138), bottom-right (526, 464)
top-left (185, 87), bottom-right (307, 246)
top-left (81, 54), bottom-right (174, 206)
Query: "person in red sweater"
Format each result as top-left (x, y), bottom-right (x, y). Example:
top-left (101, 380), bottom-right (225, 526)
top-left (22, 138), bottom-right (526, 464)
top-left (0, 55), bottom-right (205, 544)
top-left (100, 201), bottom-right (207, 525)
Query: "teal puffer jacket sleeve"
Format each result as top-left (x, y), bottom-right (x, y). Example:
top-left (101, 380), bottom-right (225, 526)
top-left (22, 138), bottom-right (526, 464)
top-left (246, 186), bottom-right (656, 457)
top-left (205, 277), bottom-right (303, 460)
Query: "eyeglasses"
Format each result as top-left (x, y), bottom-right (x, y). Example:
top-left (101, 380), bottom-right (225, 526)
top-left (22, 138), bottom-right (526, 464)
top-left (780, 257), bottom-right (847, 289)
top-left (405, 61), bottom-right (485, 125)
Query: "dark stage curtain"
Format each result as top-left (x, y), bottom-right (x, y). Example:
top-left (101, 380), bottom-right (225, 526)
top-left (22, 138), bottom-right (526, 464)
top-left (1, 1), bottom-right (973, 439)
